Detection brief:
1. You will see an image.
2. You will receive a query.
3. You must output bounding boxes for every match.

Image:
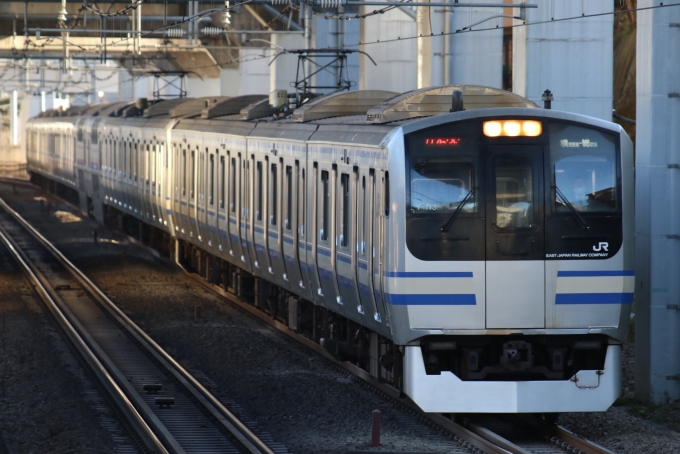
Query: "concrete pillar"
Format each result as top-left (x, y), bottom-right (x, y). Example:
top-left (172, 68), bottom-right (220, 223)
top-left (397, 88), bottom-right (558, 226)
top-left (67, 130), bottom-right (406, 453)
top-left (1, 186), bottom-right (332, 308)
top-left (239, 48), bottom-right (271, 95)
top-left (513, 0), bottom-right (613, 119)
top-left (220, 67), bottom-right (242, 96)
top-left (120, 71), bottom-right (135, 101)
top-left (359, 8), bottom-right (417, 92)
top-left (10, 90), bottom-right (18, 146)
top-left (448, 5), bottom-right (503, 87)
top-left (417, 0), bottom-right (445, 88)
top-left (635, 0), bottom-right (680, 404)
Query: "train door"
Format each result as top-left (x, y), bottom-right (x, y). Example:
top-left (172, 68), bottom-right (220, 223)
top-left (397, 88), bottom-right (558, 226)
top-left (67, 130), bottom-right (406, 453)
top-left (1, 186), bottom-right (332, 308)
top-left (372, 170), bottom-right (390, 325)
top-left (297, 165), bottom-right (313, 300)
top-left (316, 164), bottom-right (344, 314)
top-left (266, 156), bottom-right (287, 286)
top-left (356, 169), bottom-right (379, 324)
top-left (282, 160), bottom-right (302, 290)
top-left (252, 157), bottom-right (270, 276)
top-left (241, 157), bottom-right (255, 270)
top-left (335, 166), bottom-right (362, 317)
top-left (215, 149), bottom-right (231, 256)
top-left (228, 153), bottom-right (245, 265)
top-left (484, 145), bottom-right (545, 329)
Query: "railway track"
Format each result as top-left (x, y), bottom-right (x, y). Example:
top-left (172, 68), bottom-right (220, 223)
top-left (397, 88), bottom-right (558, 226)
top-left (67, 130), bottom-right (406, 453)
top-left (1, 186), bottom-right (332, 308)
top-left (0, 195), bottom-right (277, 454)
top-left (0, 180), bottom-right (618, 454)
top-left (176, 246), bottom-right (617, 454)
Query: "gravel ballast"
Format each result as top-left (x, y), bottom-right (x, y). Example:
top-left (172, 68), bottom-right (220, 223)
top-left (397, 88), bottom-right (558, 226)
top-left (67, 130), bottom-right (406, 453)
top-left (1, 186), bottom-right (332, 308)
top-left (2, 180), bottom-right (680, 453)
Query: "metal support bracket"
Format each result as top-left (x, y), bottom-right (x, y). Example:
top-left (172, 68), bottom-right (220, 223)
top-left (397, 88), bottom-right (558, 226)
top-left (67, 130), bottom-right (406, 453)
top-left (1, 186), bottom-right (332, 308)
top-left (669, 93), bottom-right (680, 98)
top-left (667, 234), bottom-right (680, 240)
top-left (667, 305), bottom-right (680, 310)
top-left (667, 375), bottom-right (680, 380)
top-left (669, 164), bottom-right (680, 168)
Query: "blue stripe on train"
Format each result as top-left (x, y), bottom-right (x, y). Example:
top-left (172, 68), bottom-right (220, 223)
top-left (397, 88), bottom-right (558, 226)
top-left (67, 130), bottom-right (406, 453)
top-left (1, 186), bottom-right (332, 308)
top-left (555, 293), bottom-right (634, 304)
top-left (386, 271), bottom-right (473, 278)
top-left (387, 294), bottom-right (476, 305)
top-left (557, 270), bottom-right (634, 277)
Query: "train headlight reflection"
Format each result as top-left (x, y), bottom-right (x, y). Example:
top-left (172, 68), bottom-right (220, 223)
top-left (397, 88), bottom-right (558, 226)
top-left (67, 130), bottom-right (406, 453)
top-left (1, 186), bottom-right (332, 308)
top-left (483, 120), bottom-right (543, 137)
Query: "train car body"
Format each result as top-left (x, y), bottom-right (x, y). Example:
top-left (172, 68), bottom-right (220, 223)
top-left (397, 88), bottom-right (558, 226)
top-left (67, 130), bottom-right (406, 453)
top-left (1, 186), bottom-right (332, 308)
top-left (26, 86), bottom-right (634, 413)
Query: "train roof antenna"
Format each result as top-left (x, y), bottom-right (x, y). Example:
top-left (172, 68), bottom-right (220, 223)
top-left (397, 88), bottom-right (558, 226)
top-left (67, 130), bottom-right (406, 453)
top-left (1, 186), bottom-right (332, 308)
top-left (450, 90), bottom-right (464, 112)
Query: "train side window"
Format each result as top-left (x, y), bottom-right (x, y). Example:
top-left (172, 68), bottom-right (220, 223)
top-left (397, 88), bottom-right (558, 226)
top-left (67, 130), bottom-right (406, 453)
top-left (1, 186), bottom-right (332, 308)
top-left (320, 169), bottom-right (330, 242)
top-left (256, 161), bottom-right (263, 221)
top-left (285, 165), bottom-right (293, 231)
top-left (270, 162), bottom-right (278, 226)
top-left (340, 172), bottom-right (350, 248)
top-left (230, 157), bottom-right (236, 212)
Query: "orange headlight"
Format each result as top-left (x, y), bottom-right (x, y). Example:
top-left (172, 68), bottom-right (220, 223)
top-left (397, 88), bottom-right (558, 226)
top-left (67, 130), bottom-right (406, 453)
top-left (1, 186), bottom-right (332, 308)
top-left (483, 120), bottom-right (542, 137)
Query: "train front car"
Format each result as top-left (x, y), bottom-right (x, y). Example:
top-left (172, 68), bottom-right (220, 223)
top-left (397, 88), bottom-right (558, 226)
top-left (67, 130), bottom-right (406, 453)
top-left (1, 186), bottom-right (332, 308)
top-left (386, 106), bottom-right (633, 413)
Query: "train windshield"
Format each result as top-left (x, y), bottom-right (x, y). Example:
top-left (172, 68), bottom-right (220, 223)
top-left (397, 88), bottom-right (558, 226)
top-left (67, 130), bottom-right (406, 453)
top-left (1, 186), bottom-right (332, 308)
top-left (550, 123), bottom-right (619, 212)
top-left (405, 119), bottom-right (622, 261)
top-left (407, 125), bottom-right (478, 216)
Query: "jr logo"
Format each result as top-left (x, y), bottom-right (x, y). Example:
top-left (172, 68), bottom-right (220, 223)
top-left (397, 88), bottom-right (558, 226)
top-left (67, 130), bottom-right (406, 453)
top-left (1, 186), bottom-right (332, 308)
top-left (593, 242), bottom-right (609, 252)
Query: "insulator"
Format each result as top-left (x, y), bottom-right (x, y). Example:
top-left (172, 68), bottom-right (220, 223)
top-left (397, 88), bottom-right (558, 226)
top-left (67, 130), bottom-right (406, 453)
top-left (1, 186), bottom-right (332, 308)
top-left (166, 28), bottom-right (186, 38)
top-left (271, 0), bottom-right (291, 4)
top-left (201, 27), bottom-right (223, 36)
top-left (314, 0), bottom-right (345, 7)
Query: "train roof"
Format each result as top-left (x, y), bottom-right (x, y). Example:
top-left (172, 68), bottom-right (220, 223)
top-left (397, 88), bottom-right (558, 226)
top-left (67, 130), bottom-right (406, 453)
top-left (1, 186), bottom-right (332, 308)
top-left (28, 85), bottom-right (546, 148)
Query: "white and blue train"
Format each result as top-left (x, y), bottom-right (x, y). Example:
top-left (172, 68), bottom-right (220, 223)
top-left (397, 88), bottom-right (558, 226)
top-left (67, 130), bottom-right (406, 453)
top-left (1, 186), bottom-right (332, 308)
top-left (26, 85), bottom-right (634, 413)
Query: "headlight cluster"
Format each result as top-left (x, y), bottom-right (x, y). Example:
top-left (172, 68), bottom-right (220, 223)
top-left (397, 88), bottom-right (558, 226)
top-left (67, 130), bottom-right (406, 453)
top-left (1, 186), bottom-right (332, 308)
top-left (483, 120), bottom-right (542, 137)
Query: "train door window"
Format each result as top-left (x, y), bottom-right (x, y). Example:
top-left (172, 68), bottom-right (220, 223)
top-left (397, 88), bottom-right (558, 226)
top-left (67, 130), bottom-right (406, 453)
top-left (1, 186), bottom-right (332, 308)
top-left (142, 143), bottom-right (153, 186)
top-left (198, 151), bottom-right (205, 204)
top-left (182, 149), bottom-right (187, 196)
top-left (256, 161), bottom-right (263, 221)
top-left (133, 142), bottom-right (138, 181)
top-left (494, 157), bottom-right (534, 228)
top-left (299, 168), bottom-right (306, 239)
top-left (367, 169), bottom-right (375, 259)
top-left (208, 152), bottom-right (214, 206)
top-left (270, 162), bottom-right (278, 226)
top-left (230, 157), bottom-right (237, 212)
top-left (219, 154), bottom-right (225, 209)
top-left (358, 175), bottom-right (366, 256)
top-left (190, 149), bottom-right (195, 199)
top-left (340, 173), bottom-right (350, 248)
top-left (113, 141), bottom-right (117, 171)
top-left (123, 141), bottom-right (128, 177)
top-left (152, 145), bottom-right (157, 187)
top-left (320, 169), bottom-right (330, 242)
top-left (285, 165), bottom-right (293, 231)
top-left (383, 171), bottom-right (390, 216)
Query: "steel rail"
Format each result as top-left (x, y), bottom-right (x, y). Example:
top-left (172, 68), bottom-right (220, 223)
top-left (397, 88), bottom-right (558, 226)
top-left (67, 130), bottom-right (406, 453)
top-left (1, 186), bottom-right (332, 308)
top-left (516, 415), bottom-right (616, 454)
top-left (0, 215), bottom-right (168, 454)
top-left (0, 196), bottom-right (275, 454)
top-left (179, 267), bottom-right (511, 454)
top-left (176, 251), bottom-right (619, 454)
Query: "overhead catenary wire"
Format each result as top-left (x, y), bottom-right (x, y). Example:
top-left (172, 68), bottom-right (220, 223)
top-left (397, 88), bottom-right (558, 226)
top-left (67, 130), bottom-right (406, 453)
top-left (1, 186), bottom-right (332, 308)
top-left (340, 1), bottom-right (680, 47)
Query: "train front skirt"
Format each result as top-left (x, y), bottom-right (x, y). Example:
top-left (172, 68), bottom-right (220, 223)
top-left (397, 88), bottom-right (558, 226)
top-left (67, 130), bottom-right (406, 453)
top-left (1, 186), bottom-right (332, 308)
top-left (404, 344), bottom-right (621, 413)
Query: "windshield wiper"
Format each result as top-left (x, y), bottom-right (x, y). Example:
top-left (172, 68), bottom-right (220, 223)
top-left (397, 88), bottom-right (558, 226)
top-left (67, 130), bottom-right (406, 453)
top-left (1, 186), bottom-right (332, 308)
top-left (554, 186), bottom-right (589, 230)
top-left (441, 190), bottom-right (474, 232)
